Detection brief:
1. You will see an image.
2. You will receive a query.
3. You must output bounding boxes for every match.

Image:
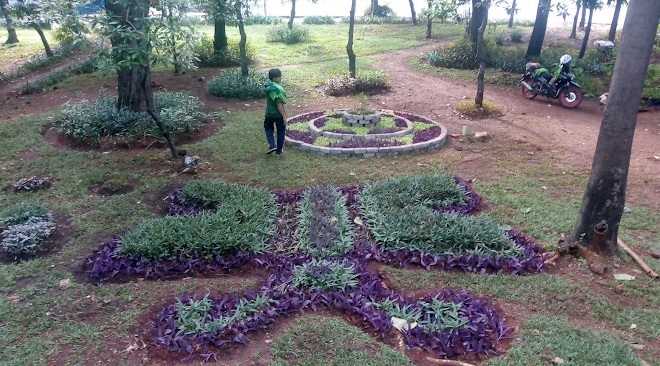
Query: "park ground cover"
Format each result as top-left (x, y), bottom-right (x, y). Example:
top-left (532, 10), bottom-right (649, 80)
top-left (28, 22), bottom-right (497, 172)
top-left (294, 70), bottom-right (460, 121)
top-left (0, 21), bottom-right (659, 366)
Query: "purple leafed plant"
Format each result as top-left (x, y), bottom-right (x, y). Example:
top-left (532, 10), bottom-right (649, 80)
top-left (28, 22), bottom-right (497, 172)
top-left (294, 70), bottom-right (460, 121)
top-left (289, 111), bottom-right (324, 124)
top-left (286, 130), bottom-right (316, 144)
top-left (163, 189), bottom-right (202, 216)
top-left (327, 139), bottom-right (404, 148)
top-left (313, 117), bottom-right (327, 128)
top-left (394, 117), bottom-right (408, 128)
top-left (395, 111), bottom-right (436, 124)
top-left (413, 126), bottom-right (442, 143)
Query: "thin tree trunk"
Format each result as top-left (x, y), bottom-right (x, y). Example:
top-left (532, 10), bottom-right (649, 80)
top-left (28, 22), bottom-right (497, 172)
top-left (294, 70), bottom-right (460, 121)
top-left (347, 0), bottom-right (356, 78)
top-left (1, 0), bottom-right (19, 44)
top-left (263, 0), bottom-right (267, 16)
top-left (288, 0), bottom-right (295, 29)
top-left (142, 69), bottom-right (178, 159)
top-left (409, 0), bottom-right (417, 25)
top-left (526, 0), bottom-right (551, 57)
top-left (214, 0), bottom-right (228, 52)
top-left (508, 0), bottom-right (517, 28)
top-left (235, 1), bottom-right (248, 77)
top-left (579, 0), bottom-right (587, 29)
top-left (578, 5), bottom-right (594, 58)
top-left (32, 24), bottom-right (54, 57)
top-left (469, 0), bottom-right (486, 43)
top-left (475, 3), bottom-right (489, 107)
top-left (608, 0), bottom-right (624, 41)
top-left (567, 0), bottom-right (659, 255)
top-left (426, 0), bottom-right (432, 38)
top-left (167, 5), bottom-right (180, 74)
top-left (570, 0), bottom-right (581, 38)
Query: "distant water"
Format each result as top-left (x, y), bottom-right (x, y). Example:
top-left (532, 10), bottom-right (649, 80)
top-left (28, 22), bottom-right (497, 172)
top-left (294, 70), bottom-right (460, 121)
top-left (254, 0), bottom-right (627, 28)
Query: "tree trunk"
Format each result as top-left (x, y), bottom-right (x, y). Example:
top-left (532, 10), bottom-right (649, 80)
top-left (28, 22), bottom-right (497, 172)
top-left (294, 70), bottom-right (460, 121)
top-left (578, 4), bottom-right (594, 58)
top-left (409, 0), bottom-right (417, 25)
top-left (426, 0), bottom-right (432, 38)
top-left (526, 0), bottom-right (551, 57)
top-left (1, 0), bottom-right (19, 44)
top-left (32, 24), bottom-right (54, 58)
top-left (567, 0), bottom-right (659, 256)
top-left (608, 0), bottom-right (624, 41)
top-left (469, 0), bottom-right (486, 43)
top-left (579, 0), bottom-right (587, 29)
top-left (214, 0), bottom-right (228, 52)
top-left (475, 3), bottom-right (489, 107)
top-left (508, 0), bottom-right (517, 28)
top-left (371, 0), bottom-right (379, 16)
top-left (347, 0), bottom-right (356, 78)
top-left (106, 0), bottom-right (177, 158)
top-left (263, 0), bottom-right (267, 16)
top-left (288, 0), bottom-right (295, 29)
top-left (167, 5), bottom-right (180, 74)
top-left (570, 0), bottom-right (581, 38)
top-left (236, 1), bottom-right (248, 77)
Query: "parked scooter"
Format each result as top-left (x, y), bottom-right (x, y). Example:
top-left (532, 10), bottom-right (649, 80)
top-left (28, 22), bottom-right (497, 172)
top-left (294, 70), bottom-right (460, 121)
top-left (521, 54), bottom-right (583, 108)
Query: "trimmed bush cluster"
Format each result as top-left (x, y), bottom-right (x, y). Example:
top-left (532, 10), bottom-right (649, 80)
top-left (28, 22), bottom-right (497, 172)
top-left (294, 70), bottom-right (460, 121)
top-left (227, 15), bottom-right (281, 26)
top-left (360, 174), bottom-right (523, 258)
top-left (207, 70), bottom-right (268, 99)
top-left (265, 25), bottom-right (311, 45)
top-left (119, 181), bottom-right (276, 261)
top-left (13, 176), bottom-right (52, 193)
top-left (193, 36), bottom-right (256, 67)
top-left (324, 70), bottom-right (389, 96)
top-left (340, 16), bottom-right (410, 24)
top-left (1, 203), bottom-right (55, 257)
top-left (55, 92), bottom-right (206, 145)
top-left (296, 185), bottom-right (354, 257)
top-left (303, 16), bottom-right (335, 25)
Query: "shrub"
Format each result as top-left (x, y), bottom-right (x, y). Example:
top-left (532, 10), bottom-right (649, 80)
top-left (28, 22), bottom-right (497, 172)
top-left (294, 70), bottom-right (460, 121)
top-left (296, 185), bottom-right (354, 257)
top-left (495, 31), bottom-right (505, 46)
top-left (119, 180), bottom-right (276, 260)
top-left (193, 35), bottom-right (255, 67)
top-left (227, 15), bottom-right (281, 26)
top-left (323, 70), bottom-right (389, 96)
top-left (54, 92), bottom-right (206, 145)
top-left (427, 38), bottom-right (477, 69)
top-left (340, 16), bottom-right (410, 24)
top-left (207, 69), bottom-right (268, 99)
top-left (265, 25), bottom-right (311, 45)
top-left (13, 176), bottom-right (52, 193)
top-left (456, 100), bottom-right (503, 118)
top-left (303, 16), bottom-right (335, 25)
top-left (510, 28), bottom-right (524, 43)
top-left (1, 203), bottom-right (55, 256)
top-left (291, 259), bottom-right (359, 292)
top-left (363, 4), bottom-right (396, 17)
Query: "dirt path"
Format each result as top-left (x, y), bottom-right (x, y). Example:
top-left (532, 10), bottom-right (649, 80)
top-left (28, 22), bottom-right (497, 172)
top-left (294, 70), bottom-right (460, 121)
top-left (368, 40), bottom-right (660, 208)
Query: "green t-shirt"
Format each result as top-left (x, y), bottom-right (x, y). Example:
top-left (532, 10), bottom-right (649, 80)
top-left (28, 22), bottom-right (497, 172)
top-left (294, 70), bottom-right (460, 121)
top-left (265, 81), bottom-right (287, 118)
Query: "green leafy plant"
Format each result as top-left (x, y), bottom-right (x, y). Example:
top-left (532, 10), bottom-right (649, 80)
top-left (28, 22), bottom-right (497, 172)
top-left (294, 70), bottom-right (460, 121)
top-left (265, 25), bottom-right (311, 45)
top-left (418, 295), bottom-right (468, 332)
top-left (303, 16), bottom-right (335, 25)
top-left (509, 28), bottom-right (524, 43)
top-left (347, 93), bottom-right (375, 115)
top-left (291, 259), bottom-right (359, 292)
top-left (1, 203), bottom-right (55, 256)
top-left (193, 35), bottom-right (255, 67)
top-left (324, 70), bottom-right (389, 96)
top-left (207, 69), bottom-right (268, 99)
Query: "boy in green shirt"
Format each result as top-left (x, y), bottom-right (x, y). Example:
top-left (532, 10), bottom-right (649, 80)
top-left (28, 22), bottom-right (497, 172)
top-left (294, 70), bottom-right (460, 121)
top-left (264, 68), bottom-right (288, 156)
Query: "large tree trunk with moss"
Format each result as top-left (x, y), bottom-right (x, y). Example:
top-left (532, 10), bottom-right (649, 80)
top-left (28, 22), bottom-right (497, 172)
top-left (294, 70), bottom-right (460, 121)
top-left (288, 0), bottom-right (295, 29)
top-left (570, 0), bottom-right (581, 38)
top-left (236, 1), bottom-right (248, 77)
top-left (426, 0), bottom-right (432, 38)
top-left (475, 3), bottom-right (489, 107)
top-left (409, 0), bottom-right (417, 25)
top-left (347, 0), bottom-right (356, 78)
top-left (214, 0), bottom-right (228, 52)
top-left (579, 0), bottom-right (587, 28)
top-left (1, 0), bottom-right (19, 44)
top-left (32, 24), bottom-right (53, 57)
top-left (526, 0), bottom-right (551, 57)
top-left (608, 0), bottom-right (624, 41)
top-left (507, 0), bottom-right (517, 28)
top-left (578, 2), bottom-right (595, 59)
top-left (468, 0), bottom-right (486, 43)
top-left (567, 0), bottom-right (659, 256)
top-left (106, 0), bottom-right (177, 158)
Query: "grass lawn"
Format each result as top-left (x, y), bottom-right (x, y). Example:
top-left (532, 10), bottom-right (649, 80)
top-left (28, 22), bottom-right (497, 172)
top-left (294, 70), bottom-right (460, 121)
top-left (0, 28), bottom-right (57, 75)
top-left (0, 21), bottom-right (658, 366)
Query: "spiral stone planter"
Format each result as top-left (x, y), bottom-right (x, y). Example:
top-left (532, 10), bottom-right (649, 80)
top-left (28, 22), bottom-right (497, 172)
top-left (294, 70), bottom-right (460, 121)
top-left (285, 110), bottom-right (448, 158)
top-left (341, 111), bottom-right (382, 128)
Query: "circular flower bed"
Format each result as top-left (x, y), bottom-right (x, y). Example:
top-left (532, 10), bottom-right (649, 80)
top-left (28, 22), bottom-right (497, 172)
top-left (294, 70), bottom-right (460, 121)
top-left (285, 110), bottom-right (448, 157)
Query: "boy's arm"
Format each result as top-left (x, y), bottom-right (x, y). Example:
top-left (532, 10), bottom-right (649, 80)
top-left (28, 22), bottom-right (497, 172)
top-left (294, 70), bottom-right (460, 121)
top-left (277, 102), bottom-right (287, 124)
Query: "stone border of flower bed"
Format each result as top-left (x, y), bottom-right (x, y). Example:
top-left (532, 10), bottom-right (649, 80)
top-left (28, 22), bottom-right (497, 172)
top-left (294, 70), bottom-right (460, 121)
top-left (309, 113), bottom-right (414, 140)
top-left (286, 110), bottom-right (448, 157)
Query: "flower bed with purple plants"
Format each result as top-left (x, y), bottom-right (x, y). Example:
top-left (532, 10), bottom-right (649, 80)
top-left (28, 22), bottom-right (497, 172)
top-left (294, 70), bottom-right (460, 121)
top-left (284, 110), bottom-right (447, 155)
top-left (83, 175), bottom-right (548, 362)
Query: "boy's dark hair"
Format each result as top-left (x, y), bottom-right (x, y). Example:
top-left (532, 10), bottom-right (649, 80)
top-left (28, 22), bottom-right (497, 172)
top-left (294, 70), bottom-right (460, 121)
top-left (268, 68), bottom-right (282, 81)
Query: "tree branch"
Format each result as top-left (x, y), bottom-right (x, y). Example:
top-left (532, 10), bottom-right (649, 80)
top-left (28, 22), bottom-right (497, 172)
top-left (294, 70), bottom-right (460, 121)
top-left (617, 238), bottom-right (659, 279)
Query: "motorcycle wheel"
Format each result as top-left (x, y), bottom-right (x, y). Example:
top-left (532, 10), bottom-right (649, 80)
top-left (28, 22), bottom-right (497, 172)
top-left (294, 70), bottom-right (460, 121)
top-left (522, 77), bottom-right (538, 99)
top-left (559, 85), bottom-right (583, 108)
